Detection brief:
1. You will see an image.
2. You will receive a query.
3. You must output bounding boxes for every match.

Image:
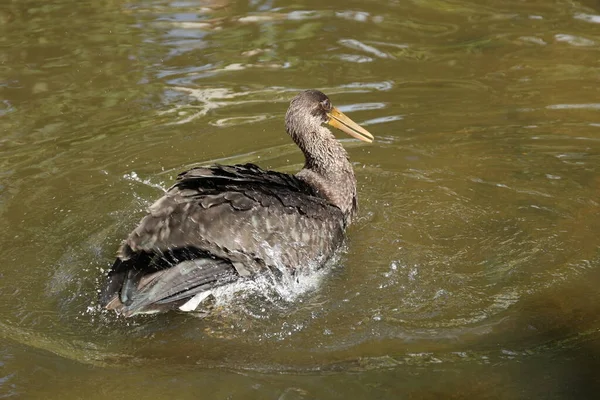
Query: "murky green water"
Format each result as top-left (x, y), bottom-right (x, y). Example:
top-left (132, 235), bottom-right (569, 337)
top-left (2, 0), bottom-right (600, 398)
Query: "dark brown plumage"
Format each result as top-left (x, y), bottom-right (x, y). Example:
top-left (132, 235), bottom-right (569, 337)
top-left (100, 90), bottom-right (374, 316)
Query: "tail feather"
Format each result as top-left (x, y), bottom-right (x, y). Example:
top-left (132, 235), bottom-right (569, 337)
top-left (127, 258), bottom-right (237, 310)
top-left (99, 253), bottom-right (238, 317)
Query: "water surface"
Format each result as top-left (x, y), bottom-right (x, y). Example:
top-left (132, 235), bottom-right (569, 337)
top-left (1, 0), bottom-right (600, 398)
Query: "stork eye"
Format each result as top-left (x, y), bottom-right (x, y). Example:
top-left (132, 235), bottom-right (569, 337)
top-left (320, 99), bottom-right (332, 111)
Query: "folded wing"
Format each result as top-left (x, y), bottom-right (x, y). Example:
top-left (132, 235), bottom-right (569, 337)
top-left (100, 163), bottom-right (346, 316)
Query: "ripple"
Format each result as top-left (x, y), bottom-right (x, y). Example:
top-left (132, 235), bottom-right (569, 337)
top-left (238, 15), bottom-right (278, 23)
top-left (158, 84), bottom-right (396, 125)
top-left (337, 102), bottom-right (387, 112)
top-left (547, 103), bottom-right (600, 110)
top-left (286, 10), bottom-right (320, 21)
top-left (337, 54), bottom-right (373, 63)
top-left (158, 87), bottom-right (272, 124)
top-left (340, 81), bottom-right (394, 92)
top-left (555, 34), bottom-right (596, 47)
top-left (574, 13), bottom-right (600, 24)
top-left (335, 10), bottom-right (383, 23)
top-left (211, 115), bottom-right (272, 127)
top-left (361, 115), bottom-right (404, 126)
top-left (338, 39), bottom-right (394, 59)
top-left (517, 36), bottom-right (547, 46)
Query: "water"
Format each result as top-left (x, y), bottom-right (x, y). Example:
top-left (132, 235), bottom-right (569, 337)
top-left (2, 0), bottom-right (600, 398)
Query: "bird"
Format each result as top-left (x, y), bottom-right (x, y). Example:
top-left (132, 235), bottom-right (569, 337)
top-left (99, 90), bottom-right (374, 317)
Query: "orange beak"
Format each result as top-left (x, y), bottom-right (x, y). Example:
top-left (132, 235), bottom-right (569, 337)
top-left (326, 107), bottom-right (374, 143)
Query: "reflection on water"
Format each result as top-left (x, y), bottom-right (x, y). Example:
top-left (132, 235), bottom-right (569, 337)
top-left (1, 0), bottom-right (600, 398)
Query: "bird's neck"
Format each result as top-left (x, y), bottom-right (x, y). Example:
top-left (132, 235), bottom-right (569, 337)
top-left (293, 129), bottom-right (357, 220)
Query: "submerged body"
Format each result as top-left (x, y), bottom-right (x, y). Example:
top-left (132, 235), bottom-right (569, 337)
top-left (100, 90), bottom-right (374, 316)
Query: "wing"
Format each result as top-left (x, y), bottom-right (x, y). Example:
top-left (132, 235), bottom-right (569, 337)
top-left (100, 164), bottom-right (346, 315)
top-left (119, 163), bottom-right (346, 270)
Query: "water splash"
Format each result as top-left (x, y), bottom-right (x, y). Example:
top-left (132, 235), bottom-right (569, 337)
top-left (122, 171), bottom-right (167, 192)
top-left (208, 254), bottom-right (339, 320)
